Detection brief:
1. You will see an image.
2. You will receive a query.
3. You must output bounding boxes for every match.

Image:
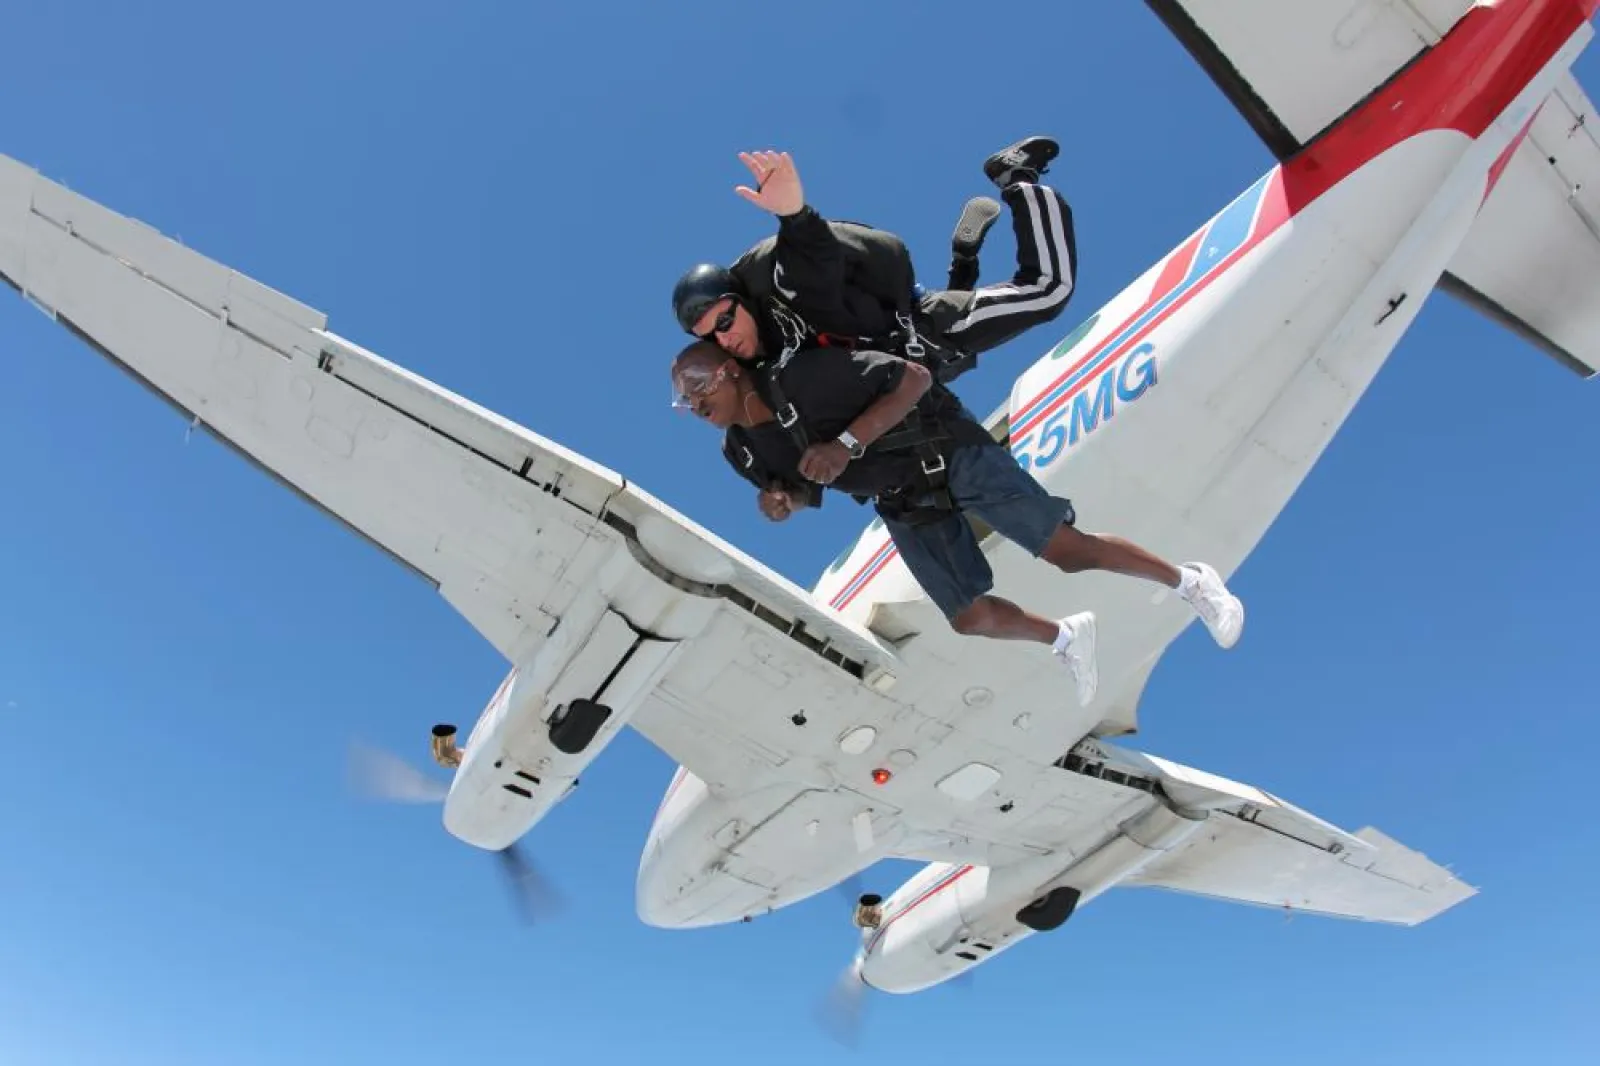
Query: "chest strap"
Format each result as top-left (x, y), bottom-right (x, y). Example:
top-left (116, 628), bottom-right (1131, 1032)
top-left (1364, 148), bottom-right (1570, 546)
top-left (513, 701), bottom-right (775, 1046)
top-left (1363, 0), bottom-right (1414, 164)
top-left (758, 358), bottom-right (955, 512)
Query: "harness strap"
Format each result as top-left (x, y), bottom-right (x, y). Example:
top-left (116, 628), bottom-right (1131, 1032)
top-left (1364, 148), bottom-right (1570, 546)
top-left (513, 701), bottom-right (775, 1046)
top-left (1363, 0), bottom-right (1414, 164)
top-left (758, 350), bottom-right (962, 520)
top-left (760, 359), bottom-right (811, 455)
top-left (877, 399), bottom-right (955, 517)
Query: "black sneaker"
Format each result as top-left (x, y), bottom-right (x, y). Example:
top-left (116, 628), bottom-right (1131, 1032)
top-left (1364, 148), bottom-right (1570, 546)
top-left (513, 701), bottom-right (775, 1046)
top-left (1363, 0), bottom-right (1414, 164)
top-left (983, 135), bottom-right (1059, 189)
top-left (951, 196), bottom-right (1001, 259)
top-left (948, 196), bottom-right (1000, 291)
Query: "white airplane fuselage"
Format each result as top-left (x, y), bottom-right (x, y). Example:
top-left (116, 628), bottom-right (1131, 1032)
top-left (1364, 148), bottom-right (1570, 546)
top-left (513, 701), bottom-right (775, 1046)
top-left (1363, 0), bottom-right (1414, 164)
top-left (620, 0), bottom-right (1592, 992)
top-left (2, 0), bottom-right (1578, 1015)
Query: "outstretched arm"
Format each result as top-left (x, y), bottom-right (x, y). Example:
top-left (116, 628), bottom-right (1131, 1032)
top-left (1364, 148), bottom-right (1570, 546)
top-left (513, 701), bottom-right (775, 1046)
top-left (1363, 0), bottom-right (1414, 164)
top-left (843, 358), bottom-right (932, 448)
top-left (735, 150), bottom-right (847, 319)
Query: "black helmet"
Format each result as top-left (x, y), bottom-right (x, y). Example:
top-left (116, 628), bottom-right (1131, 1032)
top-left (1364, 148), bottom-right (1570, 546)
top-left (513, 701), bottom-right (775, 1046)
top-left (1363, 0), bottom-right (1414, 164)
top-left (672, 263), bottom-right (741, 334)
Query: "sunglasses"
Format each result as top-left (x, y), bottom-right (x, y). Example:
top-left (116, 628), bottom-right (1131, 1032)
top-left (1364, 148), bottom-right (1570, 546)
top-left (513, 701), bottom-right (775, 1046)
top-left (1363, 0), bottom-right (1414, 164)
top-left (689, 296), bottom-right (740, 339)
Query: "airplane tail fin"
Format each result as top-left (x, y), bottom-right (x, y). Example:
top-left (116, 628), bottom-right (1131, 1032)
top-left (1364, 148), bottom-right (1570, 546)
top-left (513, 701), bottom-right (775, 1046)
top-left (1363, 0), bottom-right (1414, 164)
top-left (1439, 69), bottom-right (1600, 379)
top-left (1146, 0), bottom-right (1600, 378)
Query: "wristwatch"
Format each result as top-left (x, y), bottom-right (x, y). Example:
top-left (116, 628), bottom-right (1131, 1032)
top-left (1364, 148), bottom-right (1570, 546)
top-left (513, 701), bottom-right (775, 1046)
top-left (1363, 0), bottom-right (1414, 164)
top-left (837, 430), bottom-right (866, 459)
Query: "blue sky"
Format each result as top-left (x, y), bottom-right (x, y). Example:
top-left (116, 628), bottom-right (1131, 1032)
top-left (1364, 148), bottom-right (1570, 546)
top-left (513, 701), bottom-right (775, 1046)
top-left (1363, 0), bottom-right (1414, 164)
top-left (2, 1), bottom-right (1598, 1062)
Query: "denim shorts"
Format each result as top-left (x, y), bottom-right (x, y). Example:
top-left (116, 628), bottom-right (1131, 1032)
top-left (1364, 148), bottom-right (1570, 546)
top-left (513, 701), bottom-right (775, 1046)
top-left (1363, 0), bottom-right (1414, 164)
top-left (880, 441), bottom-right (1076, 620)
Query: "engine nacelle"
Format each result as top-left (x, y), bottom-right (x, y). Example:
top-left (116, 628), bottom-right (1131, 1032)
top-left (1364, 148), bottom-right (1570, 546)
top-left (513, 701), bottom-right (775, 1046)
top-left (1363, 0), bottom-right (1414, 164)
top-left (440, 532), bottom-right (720, 852)
top-left (860, 799), bottom-right (1208, 994)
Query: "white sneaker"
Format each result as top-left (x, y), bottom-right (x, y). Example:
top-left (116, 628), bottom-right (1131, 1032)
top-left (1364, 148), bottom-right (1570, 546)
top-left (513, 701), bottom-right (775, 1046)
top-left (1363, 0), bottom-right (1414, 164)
top-left (1052, 611), bottom-right (1099, 705)
top-left (1178, 562), bottom-right (1244, 649)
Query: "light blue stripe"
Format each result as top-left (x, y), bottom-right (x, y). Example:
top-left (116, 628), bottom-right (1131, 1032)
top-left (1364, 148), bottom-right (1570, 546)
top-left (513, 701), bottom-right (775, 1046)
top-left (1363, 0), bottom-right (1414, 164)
top-left (1011, 171), bottom-right (1272, 432)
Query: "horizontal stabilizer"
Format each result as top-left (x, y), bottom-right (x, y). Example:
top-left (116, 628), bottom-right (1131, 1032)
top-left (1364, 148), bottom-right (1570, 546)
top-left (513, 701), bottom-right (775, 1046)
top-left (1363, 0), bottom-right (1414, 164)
top-left (1143, 0), bottom-right (1471, 157)
top-left (1146, 1), bottom-right (1600, 378)
top-left (1440, 72), bottom-right (1600, 378)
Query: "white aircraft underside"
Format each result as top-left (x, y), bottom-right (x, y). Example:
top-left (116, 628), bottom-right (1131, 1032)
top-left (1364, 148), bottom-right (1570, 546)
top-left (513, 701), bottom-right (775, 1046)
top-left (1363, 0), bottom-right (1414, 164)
top-left (4, 0), bottom-right (1597, 1002)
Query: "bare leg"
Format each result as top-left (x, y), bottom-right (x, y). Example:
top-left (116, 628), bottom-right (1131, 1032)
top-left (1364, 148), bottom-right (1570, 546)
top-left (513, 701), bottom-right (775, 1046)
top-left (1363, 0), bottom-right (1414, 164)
top-left (948, 594), bottom-right (1099, 705)
top-left (1037, 523), bottom-right (1245, 650)
top-left (1039, 524), bottom-right (1182, 587)
top-left (949, 595), bottom-right (1061, 644)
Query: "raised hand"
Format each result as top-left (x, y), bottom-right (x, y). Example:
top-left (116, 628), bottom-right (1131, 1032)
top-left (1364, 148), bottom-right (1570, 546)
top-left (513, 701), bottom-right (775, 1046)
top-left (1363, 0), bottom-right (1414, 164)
top-left (735, 150), bottom-right (805, 217)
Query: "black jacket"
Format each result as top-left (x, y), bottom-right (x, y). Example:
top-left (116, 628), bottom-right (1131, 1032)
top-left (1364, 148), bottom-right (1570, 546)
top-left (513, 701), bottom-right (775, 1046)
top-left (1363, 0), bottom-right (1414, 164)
top-left (719, 345), bottom-right (993, 518)
top-left (728, 205), bottom-right (916, 359)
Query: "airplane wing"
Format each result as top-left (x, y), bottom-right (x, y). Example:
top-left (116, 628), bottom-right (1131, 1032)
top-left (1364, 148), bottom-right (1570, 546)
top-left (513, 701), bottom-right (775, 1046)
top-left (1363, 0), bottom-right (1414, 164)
top-left (894, 737), bottom-right (1475, 926)
top-left (0, 151), bottom-right (912, 787)
top-left (1126, 821), bottom-right (1474, 925)
top-left (1104, 742), bottom-right (1476, 924)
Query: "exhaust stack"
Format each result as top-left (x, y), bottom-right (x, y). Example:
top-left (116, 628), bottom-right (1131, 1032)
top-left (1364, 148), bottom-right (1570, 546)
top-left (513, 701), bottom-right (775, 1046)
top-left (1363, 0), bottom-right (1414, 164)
top-left (431, 724), bottom-right (462, 769)
top-left (853, 893), bottom-right (884, 930)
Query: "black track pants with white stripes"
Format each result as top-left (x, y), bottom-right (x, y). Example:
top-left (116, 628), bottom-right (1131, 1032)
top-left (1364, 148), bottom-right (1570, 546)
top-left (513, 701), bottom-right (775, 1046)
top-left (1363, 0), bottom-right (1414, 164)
top-left (919, 182), bottom-right (1078, 355)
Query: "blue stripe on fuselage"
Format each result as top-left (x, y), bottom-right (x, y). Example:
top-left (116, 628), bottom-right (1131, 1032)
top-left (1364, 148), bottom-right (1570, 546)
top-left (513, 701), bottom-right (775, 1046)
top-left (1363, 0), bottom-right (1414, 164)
top-left (1010, 170), bottom-right (1272, 435)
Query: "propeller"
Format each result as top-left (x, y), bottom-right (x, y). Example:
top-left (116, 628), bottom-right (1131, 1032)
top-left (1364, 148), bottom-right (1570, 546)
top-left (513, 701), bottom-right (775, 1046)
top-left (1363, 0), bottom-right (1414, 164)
top-left (494, 840), bottom-right (567, 923)
top-left (348, 740), bottom-right (450, 803)
top-left (346, 738), bottom-right (565, 924)
top-left (811, 875), bottom-right (878, 1048)
top-left (814, 954), bottom-right (871, 1049)
top-left (810, 872), bottom-right (980, 1046)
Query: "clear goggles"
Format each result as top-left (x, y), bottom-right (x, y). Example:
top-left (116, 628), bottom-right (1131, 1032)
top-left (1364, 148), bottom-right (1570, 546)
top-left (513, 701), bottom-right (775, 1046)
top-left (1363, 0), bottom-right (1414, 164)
top-left (670, 360), bottom-right (730, 413)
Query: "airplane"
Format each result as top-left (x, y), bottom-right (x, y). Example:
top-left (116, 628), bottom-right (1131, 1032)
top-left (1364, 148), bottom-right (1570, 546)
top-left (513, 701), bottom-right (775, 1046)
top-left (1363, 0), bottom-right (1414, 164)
top-left (2, 0), bottom-right (1594, 1038)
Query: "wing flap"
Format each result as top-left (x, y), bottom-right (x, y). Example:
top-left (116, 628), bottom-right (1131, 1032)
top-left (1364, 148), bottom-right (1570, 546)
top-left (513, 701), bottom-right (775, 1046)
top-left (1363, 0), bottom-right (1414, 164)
top-left (319, 332), bottom-right (626, 514)
top-left (1145, 0), bottom-right (1472, 155)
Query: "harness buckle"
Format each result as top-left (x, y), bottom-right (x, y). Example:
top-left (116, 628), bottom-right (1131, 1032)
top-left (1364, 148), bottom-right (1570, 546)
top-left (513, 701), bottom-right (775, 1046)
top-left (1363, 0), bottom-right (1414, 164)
top-left (895, 310), bottom-right (928, 360)
top-left (777, 403), bottom-right (799, 428)
top-left (921, 453), bottom-right (947, 476)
